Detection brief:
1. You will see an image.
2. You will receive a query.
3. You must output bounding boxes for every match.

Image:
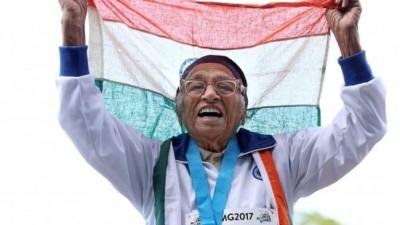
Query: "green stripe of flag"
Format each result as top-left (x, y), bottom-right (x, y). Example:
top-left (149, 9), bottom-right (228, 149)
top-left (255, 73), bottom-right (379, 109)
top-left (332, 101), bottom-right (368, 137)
top-left (96, 80), bottom-right (320, 141)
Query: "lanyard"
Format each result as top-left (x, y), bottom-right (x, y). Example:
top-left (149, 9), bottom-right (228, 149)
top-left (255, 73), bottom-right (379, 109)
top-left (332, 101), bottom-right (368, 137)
top-left (187, 136), bottom-right (240, 225)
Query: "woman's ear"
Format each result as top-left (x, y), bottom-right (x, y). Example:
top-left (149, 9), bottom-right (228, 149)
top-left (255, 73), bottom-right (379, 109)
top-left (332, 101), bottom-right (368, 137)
top-left (240, 110), bottom-right (246, 126)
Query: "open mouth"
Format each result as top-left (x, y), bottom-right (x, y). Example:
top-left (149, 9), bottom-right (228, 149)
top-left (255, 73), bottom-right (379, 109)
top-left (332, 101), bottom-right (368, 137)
top-left (198, 107), bottom-right (223, 118)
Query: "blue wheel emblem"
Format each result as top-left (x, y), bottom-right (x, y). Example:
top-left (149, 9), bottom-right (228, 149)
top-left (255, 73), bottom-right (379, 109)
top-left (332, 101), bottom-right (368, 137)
top-left (252, 166), bottom-right (263, 181)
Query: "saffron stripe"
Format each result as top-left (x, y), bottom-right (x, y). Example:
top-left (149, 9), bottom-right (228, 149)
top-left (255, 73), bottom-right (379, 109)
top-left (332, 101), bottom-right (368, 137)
top-left (90, 0), bottom-right (330, 49)
top-left (260, 150), bottom-right (291, 225)
top-left (197, 0), bottom-right (335, 8)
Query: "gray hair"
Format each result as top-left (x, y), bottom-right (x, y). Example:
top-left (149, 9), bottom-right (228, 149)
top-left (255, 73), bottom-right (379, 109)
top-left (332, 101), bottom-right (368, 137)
top-left (175, 86), bottom-right (248, 125)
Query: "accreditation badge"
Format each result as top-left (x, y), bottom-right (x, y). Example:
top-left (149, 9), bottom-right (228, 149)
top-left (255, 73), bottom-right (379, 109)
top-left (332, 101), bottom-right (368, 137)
top-left (185, 208), bottom-right (278, 225)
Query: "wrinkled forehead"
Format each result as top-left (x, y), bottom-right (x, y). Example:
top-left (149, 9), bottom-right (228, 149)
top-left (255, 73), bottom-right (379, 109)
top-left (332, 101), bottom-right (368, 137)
top-left (186, 63), bottom-right (236, 80)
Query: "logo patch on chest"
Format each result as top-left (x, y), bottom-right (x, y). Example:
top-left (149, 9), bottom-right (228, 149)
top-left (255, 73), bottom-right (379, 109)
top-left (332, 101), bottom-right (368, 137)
top-left (252, 166), bottom-right (263, 181)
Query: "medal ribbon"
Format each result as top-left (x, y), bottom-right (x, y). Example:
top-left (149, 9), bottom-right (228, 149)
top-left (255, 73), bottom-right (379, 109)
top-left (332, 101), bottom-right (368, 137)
top-left (187, 136), bottom-right (240, 225)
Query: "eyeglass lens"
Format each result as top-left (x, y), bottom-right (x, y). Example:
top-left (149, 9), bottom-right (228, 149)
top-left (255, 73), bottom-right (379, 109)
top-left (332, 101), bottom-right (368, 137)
top-left (185, 80), bottom-right (236, 96)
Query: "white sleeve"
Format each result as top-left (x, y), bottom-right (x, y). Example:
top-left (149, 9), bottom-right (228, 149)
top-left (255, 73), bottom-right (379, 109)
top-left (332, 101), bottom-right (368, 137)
top-left (278, 78), bottom-right (386, 201)
top-left (56, 74), bottom-right (161, 216)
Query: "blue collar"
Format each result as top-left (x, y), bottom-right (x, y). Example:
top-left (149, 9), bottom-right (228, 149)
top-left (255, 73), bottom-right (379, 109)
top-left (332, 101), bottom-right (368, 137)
top-left (171, 128), bottom-right (276, 162)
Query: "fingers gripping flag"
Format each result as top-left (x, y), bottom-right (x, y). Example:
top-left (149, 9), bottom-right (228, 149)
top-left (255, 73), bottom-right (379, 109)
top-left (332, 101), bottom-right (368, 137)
top-left (87, 0), bottom-right (335, 140)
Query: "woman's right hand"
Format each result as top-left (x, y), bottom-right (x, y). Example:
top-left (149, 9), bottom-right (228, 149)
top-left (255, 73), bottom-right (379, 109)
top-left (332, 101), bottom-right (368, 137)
top-left (59, 0), bottom-right (88, 46)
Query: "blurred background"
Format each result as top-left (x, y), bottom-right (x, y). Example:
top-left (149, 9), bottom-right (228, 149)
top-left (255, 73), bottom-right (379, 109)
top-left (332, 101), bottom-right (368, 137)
top-left (0, 1), bottom-right (399, 224)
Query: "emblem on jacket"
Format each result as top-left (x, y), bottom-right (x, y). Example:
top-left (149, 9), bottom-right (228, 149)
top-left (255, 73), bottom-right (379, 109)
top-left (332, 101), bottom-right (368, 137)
top-left (257, 211), bottom-right (272, 223)
top-left (252, 166), bottom-right (263, 180)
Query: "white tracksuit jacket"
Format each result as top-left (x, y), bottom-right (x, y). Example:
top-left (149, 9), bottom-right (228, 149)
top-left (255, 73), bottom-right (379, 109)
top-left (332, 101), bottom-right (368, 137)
top-left (57, 48), bottom-right (386, 225)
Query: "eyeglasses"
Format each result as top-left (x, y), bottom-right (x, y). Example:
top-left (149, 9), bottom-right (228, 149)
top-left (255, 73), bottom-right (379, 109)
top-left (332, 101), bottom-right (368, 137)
top-left (180, 79), bottom-right (242, 97)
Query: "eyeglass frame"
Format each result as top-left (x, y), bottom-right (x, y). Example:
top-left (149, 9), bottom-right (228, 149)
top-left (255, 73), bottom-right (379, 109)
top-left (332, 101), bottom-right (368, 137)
top-left (179, 78), bottom-right (245, 97)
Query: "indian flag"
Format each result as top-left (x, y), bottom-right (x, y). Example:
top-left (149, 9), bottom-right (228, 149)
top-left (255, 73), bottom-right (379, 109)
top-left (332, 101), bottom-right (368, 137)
top-left (87, 0), bottom-right (335, 140)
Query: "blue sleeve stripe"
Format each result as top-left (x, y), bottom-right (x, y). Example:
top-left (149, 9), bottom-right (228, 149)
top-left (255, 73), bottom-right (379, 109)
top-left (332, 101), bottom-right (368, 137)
top-left (338, 51), bottom-right (374, 86)
top-left (59, 46), bottom-right (89, 77)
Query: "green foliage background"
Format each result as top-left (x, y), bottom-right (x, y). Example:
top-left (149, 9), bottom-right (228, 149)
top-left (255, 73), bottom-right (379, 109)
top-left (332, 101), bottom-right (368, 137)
top-left (298, 212), bottom-right (342, 225)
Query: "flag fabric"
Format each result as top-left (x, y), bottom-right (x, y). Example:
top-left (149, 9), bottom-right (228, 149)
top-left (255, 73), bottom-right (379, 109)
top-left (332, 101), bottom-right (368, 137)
top-left (87, 0), bottom-right (335, 141)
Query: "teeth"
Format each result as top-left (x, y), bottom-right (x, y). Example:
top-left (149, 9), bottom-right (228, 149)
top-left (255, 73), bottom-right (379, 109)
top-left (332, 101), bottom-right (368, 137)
top-left (200, 108), bottom-right (221, 114)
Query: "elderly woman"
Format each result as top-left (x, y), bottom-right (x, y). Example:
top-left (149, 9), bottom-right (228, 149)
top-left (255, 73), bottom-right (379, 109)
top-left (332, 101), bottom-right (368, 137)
top-left (57, 0), bottom-right (386, 225)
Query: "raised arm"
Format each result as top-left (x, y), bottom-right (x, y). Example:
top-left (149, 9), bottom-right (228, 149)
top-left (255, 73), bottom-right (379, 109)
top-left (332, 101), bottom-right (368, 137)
top-left (273, 0), bottom-right (386, 202)
top-left (57, 0), bottom-right (161, 217)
